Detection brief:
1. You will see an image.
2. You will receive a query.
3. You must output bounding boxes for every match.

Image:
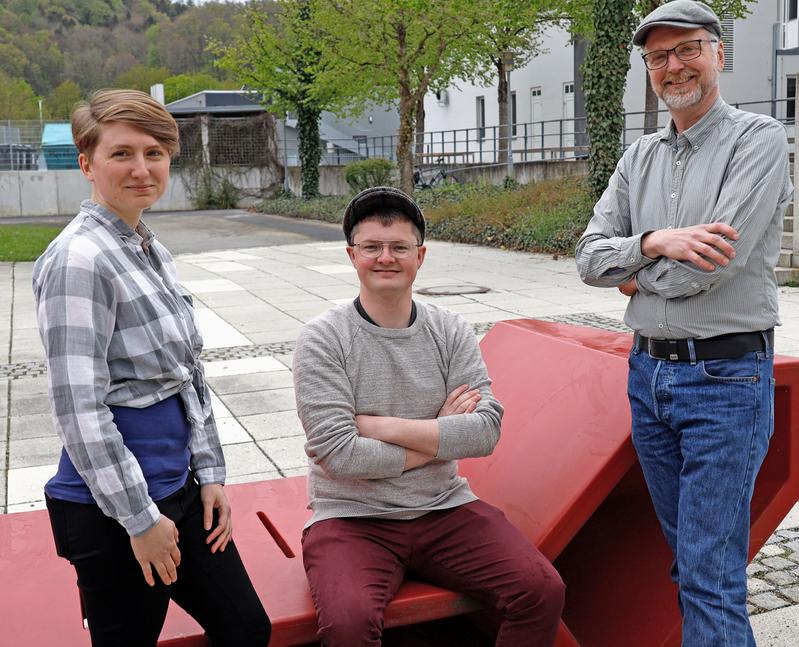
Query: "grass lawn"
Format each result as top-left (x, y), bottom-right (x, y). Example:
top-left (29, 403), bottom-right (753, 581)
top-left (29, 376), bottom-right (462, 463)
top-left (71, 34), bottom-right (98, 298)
top-left (0, 224), bottom-right (62, 262)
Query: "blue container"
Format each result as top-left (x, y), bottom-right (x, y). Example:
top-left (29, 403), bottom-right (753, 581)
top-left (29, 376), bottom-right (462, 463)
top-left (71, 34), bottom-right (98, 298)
top-left (41, 123), bottom-right (79, 170)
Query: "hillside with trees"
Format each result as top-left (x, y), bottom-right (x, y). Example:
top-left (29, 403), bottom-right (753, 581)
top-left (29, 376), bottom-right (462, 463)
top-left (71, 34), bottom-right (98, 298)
top-left (0, 0), bottom-right (254, 118)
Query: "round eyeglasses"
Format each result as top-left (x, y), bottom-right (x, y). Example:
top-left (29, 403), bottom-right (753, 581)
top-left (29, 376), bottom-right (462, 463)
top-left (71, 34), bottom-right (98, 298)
top-left (351, 241), bottom-right (421, 258)
top-left (641, 39), bottom-right (717, 71)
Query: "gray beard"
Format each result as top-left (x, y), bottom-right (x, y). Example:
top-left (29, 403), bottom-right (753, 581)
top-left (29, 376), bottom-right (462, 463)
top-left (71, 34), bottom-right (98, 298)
top-left (661, 84), bottom-right (703, 109)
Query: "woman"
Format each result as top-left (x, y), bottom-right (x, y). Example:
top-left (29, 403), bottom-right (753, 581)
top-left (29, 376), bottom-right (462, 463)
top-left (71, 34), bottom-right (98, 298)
top-left (32, 89), bottom-right (271, 646)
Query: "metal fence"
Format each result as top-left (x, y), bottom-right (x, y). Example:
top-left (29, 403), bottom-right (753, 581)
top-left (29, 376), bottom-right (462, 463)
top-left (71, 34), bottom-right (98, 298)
top-left (1, 98), bottom-right (794, 172)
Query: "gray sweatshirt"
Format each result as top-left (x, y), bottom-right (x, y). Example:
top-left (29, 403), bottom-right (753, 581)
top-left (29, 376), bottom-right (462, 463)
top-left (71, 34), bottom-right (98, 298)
top-left (293, 301), bottom-right (504, 528)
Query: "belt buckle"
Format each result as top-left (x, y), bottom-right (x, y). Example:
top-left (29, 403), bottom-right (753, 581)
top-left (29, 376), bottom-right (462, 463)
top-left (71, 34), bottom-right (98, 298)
top-left (648, 337), bottom-right (679, 361)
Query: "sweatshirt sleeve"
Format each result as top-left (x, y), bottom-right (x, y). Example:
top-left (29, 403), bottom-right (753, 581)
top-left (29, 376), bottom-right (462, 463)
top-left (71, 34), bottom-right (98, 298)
top-left (435, 314), bottom-right (504, 461)
top-left (293, 321), bottom-right (407, 479)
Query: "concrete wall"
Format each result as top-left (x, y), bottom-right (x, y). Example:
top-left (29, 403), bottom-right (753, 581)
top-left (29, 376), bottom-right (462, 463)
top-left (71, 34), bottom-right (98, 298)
top-left (0, 167), bottom-right (279, 217)
top-left (453, 159), bottom-right (588, 186)
top-left (285, 166), bottom-right (351, 196)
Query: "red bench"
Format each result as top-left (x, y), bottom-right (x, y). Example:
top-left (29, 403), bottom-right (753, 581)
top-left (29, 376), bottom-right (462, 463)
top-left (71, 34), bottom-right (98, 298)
top-left (2, 320), bottom-right (798, 646)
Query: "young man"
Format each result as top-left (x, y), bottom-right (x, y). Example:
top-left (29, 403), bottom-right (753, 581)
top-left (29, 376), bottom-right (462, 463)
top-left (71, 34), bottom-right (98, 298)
top-left (293, 186), bottom-right (564, 646)
top-left (575, 2), bottom-right (792, 644)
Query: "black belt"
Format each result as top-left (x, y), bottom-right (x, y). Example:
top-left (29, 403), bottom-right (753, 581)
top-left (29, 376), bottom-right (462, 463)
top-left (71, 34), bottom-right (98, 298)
top-left (635, 330), bottom-right (773, 361)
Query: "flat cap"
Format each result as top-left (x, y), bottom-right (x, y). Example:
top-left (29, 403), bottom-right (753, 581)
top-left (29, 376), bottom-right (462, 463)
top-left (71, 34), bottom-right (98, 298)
top-left (342, 186), bottom-right (426, 244)
top-left (633, 0), bottom-right (721, 47)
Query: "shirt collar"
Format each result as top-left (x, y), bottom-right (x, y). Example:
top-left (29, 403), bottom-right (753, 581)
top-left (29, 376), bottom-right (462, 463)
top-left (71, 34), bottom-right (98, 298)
top-left (658, 96), bottom-right (729, 149)
top-left (80, 200), bottom-right (154, 247)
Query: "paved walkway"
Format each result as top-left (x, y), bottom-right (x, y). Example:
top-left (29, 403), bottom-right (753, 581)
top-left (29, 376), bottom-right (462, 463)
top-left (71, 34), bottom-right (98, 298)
top-left (3, 240), bottom-right (799, 642)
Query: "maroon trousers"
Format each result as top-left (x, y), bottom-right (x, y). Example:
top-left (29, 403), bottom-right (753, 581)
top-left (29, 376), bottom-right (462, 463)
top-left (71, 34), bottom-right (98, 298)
top-left (301, 500), bottom-right (565, 647)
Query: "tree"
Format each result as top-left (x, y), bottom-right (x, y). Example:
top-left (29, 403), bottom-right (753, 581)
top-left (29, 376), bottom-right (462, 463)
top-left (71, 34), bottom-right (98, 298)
top-left (214, 0), bottom-right (338, 198)
top-left (0, 71), bottom-right (39, 119)
top-left (163, 72), bottom-right (233, 103)
top-left (454, 0), bottom-right (573, 166)
top-left (315, 0), bottom-right (480, 194)
top-left (115, 64), bottom-right (170, 93)
top-left (46, 79), bottom-right (83, 119)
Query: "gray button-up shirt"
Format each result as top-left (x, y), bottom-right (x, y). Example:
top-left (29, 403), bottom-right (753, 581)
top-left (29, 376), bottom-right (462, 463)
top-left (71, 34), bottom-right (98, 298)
top-left (576, 97), bottom-right (793, 339)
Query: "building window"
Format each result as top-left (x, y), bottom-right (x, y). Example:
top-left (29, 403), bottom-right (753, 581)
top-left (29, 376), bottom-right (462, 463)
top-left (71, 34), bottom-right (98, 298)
top-left (790, 0), bottom-right (798, 21)
top-left (720, 16), bottom-right (734, 72)
top-left (476, 95), bottom-right (486, 139)
top-left (511, 91), bottom-right (517, 136)
top-left (788, 76), bottom-right (797, 124)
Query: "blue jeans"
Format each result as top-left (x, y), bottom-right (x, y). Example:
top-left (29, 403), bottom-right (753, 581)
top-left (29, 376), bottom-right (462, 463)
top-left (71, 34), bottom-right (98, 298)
top-left (628, 343), bottom-right (774, 647)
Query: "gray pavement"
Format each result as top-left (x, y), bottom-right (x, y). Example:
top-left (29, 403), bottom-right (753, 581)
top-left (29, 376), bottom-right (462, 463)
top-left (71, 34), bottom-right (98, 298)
top-left (3, 232), bottom-right (799, 642)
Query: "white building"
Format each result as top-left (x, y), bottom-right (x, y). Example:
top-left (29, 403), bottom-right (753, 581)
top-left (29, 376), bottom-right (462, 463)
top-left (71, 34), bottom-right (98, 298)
top-left (423, 0), bottom-right (798, 163)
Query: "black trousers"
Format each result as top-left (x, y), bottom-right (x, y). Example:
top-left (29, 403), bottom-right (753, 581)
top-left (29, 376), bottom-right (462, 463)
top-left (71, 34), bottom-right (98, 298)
top-left (46, 477), bottom-right (271, 647)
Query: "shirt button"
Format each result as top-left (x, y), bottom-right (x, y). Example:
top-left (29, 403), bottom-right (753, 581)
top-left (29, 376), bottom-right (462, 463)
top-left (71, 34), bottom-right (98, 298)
top-left (693, 146), bottom-right (699, 151)
top-left (675, 160), bottom-right (681, 166)
top-left (658, 323), bottom-right (664, 328)
top-left (691, 282), bottom-right (699, 288)
top-left (670, 192), bottom-right (677, 198)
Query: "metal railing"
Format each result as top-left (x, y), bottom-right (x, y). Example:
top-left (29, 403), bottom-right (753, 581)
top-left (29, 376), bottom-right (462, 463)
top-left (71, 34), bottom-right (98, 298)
top-left (1, 98), bottom-right (794, 172)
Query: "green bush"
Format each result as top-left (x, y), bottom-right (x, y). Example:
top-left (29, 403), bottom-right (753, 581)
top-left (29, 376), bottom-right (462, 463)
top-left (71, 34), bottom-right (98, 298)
top-left (343, 158), bottom-right (396, 193)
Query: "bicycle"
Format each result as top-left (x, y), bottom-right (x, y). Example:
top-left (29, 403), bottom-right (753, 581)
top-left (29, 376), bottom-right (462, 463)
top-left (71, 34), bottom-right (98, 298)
top-left (413, 157), bottom-right (462, 189)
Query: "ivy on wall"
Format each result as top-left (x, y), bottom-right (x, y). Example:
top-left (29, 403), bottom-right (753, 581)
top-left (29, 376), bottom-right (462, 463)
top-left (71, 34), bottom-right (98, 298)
top-left (582, 0), bottom-right (638, 201)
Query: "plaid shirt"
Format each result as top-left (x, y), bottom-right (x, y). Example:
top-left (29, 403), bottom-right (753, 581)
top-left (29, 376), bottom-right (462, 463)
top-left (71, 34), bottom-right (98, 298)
top-left (33, 201), bottom-right (224, 536)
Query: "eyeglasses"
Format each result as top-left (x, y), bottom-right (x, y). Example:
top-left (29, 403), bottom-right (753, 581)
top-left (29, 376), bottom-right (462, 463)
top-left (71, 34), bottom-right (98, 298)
top-left (641, 39), bottom-right (717, 70)
top-left (351, 241), bottom-right (420, 258)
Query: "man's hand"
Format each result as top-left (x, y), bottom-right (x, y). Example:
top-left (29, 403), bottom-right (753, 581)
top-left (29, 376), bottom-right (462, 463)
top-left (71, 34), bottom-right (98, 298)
top-left (130, 515), bottom-right (181, 587)
top-left (437, 384), bottom-right (481, 417)
top-left (618, 278), bottom-right (638, 297)
top-left (641, 223), bottom-right (739, 271)
top-left (201, 483), bottom-right (232, 554)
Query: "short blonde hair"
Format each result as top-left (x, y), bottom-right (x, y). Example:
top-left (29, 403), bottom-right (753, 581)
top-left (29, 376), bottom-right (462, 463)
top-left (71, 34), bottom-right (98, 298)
top-left (71, 89), bottom-right (180, 159)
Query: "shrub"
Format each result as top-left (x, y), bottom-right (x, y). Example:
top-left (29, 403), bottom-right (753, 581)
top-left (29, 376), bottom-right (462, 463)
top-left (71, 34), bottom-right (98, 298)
top-left (343, 158), bottom-right (396, 193)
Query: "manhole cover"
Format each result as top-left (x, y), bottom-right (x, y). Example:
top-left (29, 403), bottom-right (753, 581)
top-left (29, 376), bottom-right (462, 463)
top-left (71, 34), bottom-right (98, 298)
top-left (416, 285), bottom-right (491, 296)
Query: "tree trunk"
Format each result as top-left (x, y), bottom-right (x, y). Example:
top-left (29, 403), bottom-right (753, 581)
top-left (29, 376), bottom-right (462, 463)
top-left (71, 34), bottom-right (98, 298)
top-left (496, 58), bottom-right (508, 165)
top-left (414, 94), bottom-right (425, 161)
top-left (643, 72), bottom-right (660, 134)
top-left (297, 104), bottom-right (321, 198)
top-left (397, 92), bottom-right (416, 195)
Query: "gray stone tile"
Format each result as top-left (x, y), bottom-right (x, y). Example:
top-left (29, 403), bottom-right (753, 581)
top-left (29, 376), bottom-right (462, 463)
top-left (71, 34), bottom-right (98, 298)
top-left (257, 436), bottom-right (307, 472)
top-left (763, 556), bottom-right (798, 570)
top-left (219, 388), bottom-right (296, 417)
top-left (9, 436), bottom-right (63, 468)
top-left (783, 586), bottom-right (799, 604)
top-left (221, 442), bottom-right (277, 478)
top-left (0, 469), bottom-right (5, 509)
top-left (226, 471), bottom-right (281, 485)
top-left (9, 377), bottom-right (49, 398)
top-left (239, 411), bottom-right (304, 441)
top-left (9, 393), bottom-right (51, 416)
top-left (759, 544), bottom-right (787, 557)
top-left (748, 562), bottom-right (769, 576)
top-left (281, 466), bottom-right (308, 478)
top-left (207, 371), bottom-right (294, 395)
top-left (749, 592), bottom-right (791, 611)
top-left (749, 577), bottom-right (775, 594)
top-left (9, 413), bottom-right (55, 440)
top-left (764, 570), bottom-right (799, 587)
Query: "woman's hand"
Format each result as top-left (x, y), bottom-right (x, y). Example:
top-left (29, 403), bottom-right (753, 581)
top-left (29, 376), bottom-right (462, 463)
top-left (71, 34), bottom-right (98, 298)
top-left (130, 515), bottom-right (181, 586)
top-left (201, 483), bottom-right (232, 554)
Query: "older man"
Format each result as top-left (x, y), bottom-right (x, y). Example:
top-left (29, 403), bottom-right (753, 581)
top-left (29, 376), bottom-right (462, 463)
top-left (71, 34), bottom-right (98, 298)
top-left (575, 1), bottom-right (792, 644)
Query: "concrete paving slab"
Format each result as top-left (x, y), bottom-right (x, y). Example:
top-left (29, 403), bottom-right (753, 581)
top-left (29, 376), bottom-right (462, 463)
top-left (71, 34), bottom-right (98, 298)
top-left (245, 329), bottom-right (304, 345)
top-left (194, 309), bottom-right (252, 349)
top-left (256, 436), bottom-right (307, 472)
top-left (9, 376), bottom-right (48, 398)
top-left (0, 468), bottom-right (5, 511)
top-left (9, 436), bottom-right (62, 469)
top-left (218, 388), bottom-right (296, 417)
top-left (203, 356), bottom-right (286, 378)
top-left (9, 393), bottom-right (51, 416)
top-left (10, 413), bottom-right (56, 440)
top-left (7, 464), bottom-right (55, 505)
top-left (752, 605), bottom-right (799, 645)
top-left (239, 411), bottom-right (304, 441)
top-left (221, 442), bottom-right (278, 478)
top-left (216, 418), bottom-right (253, 445)
top-left (206, 371), bottom-right (295, 396)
